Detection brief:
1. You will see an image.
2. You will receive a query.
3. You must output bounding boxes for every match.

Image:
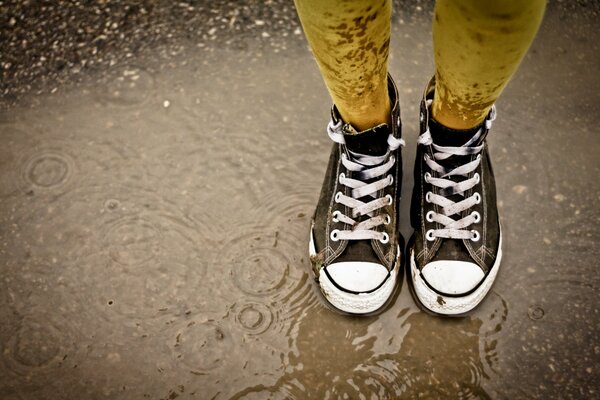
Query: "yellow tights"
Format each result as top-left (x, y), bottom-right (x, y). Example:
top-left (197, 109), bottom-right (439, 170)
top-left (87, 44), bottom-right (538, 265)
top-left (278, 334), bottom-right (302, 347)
top-left (294, 0), bottom-right (547, 131)
top-left (293, 0), bottom-right (392, 131)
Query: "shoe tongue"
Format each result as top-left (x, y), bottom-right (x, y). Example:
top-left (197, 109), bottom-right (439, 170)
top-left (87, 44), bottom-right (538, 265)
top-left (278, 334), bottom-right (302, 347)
top-left (429, 118), bottom-right (483, 147)
top-left (427, 119), bottom-right (482, 208)
top-left (344, 123), bottom-right (390, 156)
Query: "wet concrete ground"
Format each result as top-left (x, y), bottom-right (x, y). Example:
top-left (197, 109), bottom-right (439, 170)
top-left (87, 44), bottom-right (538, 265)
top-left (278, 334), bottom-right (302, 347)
top-left (1, 1), bottom-right (599, 399)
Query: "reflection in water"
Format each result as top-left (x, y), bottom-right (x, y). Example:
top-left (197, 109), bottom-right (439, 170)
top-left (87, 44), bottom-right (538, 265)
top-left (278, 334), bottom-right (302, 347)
top-left (232, 307), bottom-right (502, 399)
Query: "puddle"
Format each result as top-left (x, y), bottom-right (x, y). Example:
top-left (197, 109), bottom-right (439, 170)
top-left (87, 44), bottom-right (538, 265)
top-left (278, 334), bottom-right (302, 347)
top-left (0, 3), bottom-right (599, 400)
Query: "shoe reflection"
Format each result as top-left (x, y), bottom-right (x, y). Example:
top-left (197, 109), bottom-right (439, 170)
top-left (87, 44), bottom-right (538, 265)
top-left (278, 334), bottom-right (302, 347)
top-left (231, 303), bottom-right (504, 399)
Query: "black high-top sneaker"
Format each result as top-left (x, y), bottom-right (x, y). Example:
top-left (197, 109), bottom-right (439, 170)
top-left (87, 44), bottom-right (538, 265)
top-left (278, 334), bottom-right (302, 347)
top-left (309, 76), bottom-right (405, 315)
top-left (408, 78), bottom-right (502, 316)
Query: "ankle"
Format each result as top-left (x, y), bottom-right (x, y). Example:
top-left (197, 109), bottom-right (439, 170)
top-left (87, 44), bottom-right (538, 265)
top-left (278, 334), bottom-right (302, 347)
top-left (431, 91), bottom-right (489, 130)
top-left (337, 91), bottom-right (392, 132)
top-left (431, 105), bottom-right (487, 130)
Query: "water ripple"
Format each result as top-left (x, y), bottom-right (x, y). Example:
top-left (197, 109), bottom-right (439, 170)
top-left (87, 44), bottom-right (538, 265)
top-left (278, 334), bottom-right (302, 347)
top-left (171, 319), bottom-right (233, 374)
top-left (231, 380), bottom-right (305, 400)
top-left (0, 128), bottom-right (79, 198)
top-left (221, 224), bottom-right (305, 302)
top-left (95, 65), bottom-right (156, 107)
top-left (7, 184), bottom-right (216, 324)
top-left (232, 302), bottom-right (275, 336)
top-left (21, 151), bottom-right (74, 190)
top-left (0, 313), bottom-right (78, 381)
top-left (254, 184), bottom-right (318, 226)
top-left (10, 321), bottom-right (60, 368)
top-left (0, 124), bottom-right (144, 203)
top-left (103, 216), bottom-right (162, 266)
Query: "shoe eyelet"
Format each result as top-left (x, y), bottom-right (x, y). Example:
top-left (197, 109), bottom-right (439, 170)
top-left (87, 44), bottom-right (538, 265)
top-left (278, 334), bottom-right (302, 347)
top-left (474, 173), bottom-right (480, 184)
top-left (472, 211), bottom-right (481, 223)
top-left (426, 211), bottom-right (435, 223)
top-left (388, 175), bottom-right (394, 185)
top-left (425, 191), bottom-right (433, 203)
top-left (334, 191), bottom-right (343, 203)
top-left (339, 172), bottom-right (346, 182)
top-left (424, 172), bottom-right (432, 183)
top-left (420, 112), bottom-right (424, 122)
top-left (384, 214), bottom-right (391, 225)
top-left (385, 194), bottom-right (393, 205)
top-left (380, 232), bottom-right (389, 244)
top-left (471, 230), bottom-right (480, 242)
top-left (425, 229), bottom-right (435, 241)
top-left (332, 210), bottom-right (342, 223)
top-left (330, 229), bottom-right (340, 242)
top-left (473, 192), bottom-right (481, 204)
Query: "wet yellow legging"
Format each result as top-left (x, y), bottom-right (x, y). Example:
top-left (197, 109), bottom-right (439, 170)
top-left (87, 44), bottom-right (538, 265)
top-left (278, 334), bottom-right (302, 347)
top-left (294, 0), bottom-right (546, 130)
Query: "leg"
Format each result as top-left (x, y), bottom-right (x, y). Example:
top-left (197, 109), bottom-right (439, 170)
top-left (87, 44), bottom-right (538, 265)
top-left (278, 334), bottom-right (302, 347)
top-left (298, 0), bottom-right (405, 314)
top-left (294, 0), bottom-right (392, 131)
top-left (432, 0), bottom-right (547, 129)
top-left (408, 0), bottom-right (546, 315)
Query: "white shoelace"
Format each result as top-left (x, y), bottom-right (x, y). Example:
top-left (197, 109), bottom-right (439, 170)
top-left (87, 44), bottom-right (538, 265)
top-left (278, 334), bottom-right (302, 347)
top-left (327, 119), bottom-right (405, 243)
top-left (418, 104), bottom-right (496, 242)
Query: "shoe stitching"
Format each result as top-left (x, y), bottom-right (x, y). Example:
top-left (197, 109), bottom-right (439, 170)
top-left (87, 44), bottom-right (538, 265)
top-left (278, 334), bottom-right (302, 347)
top-left (324, 143), bottom-right (346, 265)
top-left (420, 145), bottom-right (429, 260)
top-left (482, 148), bottom-right (489, 255)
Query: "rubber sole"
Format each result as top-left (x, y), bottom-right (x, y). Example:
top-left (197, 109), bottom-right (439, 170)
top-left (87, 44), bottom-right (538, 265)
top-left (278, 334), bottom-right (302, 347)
top-left (408, 230), bottom-right (502, 316)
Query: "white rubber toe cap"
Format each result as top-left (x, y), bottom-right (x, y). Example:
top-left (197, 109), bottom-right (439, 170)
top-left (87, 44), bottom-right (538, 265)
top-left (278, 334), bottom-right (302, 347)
top-left (325, 262), bottom-right (389, 293)
top-left (421, 260), bottom-right (484, 295)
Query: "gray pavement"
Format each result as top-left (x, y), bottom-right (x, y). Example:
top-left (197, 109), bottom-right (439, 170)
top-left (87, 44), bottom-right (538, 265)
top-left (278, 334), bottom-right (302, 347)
top-left (0, 1), bottom-right (599, 399)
